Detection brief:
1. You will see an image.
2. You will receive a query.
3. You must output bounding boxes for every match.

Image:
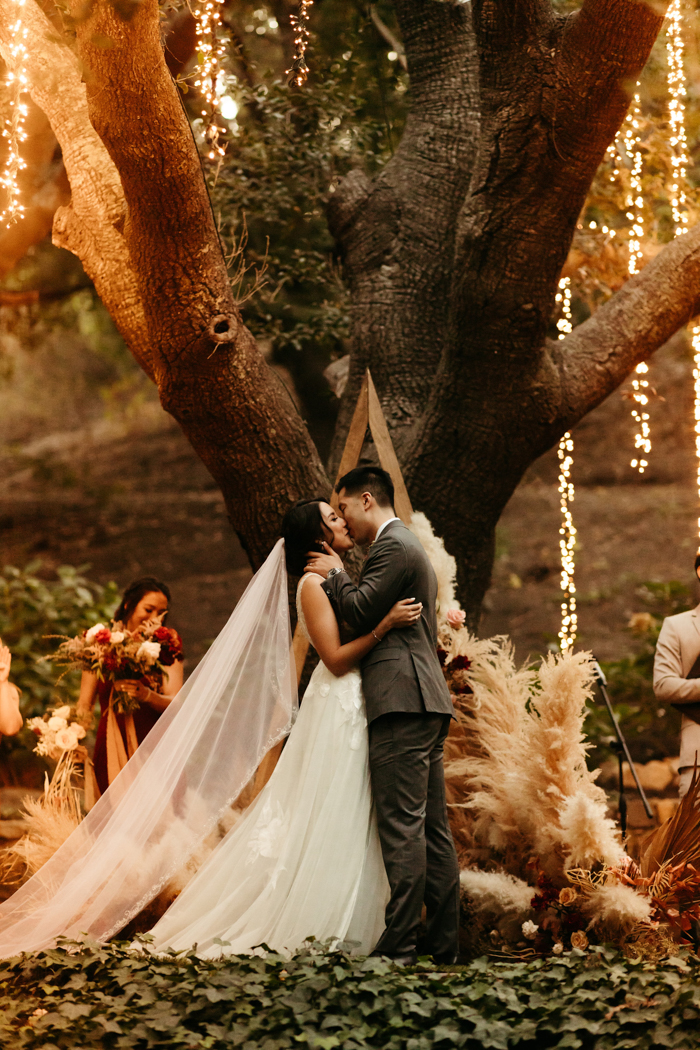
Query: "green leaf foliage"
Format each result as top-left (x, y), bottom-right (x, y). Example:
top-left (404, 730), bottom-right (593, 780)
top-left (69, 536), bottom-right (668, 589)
top-left (0, 564), bottom-right (118, 783)
top-left (1, 940), bottom-right (700, 1049)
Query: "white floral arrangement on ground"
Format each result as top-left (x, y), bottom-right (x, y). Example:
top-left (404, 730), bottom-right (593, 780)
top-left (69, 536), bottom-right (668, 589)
top-left (28, 704), bottom-right (86, 761)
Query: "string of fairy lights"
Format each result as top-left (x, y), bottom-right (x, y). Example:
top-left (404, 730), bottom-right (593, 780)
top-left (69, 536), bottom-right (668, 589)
top-left (193, 0), bottom-right (226, 161)
top-left (287, 0), bottom-right (314, 86)
top-left (0, 0), bottom-right (28, 228)
top-left (556, 277), bottom-right (577, 652)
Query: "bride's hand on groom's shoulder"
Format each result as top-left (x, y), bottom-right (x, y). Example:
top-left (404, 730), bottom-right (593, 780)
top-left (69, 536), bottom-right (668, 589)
top-left (304, 543), bottom-right (343, 578)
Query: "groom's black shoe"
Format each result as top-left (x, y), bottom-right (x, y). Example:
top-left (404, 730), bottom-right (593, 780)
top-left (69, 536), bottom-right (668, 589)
top-left (370, 950), bottom-right (417, 967)
top-left (430, 951), bottom-right (460, 966)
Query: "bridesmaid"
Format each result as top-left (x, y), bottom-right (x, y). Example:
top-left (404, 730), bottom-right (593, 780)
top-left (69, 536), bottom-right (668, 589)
top-left (76, 577), bottom-right (184, 796)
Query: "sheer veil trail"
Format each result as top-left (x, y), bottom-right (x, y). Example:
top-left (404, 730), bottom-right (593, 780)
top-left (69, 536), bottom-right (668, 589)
top-left (0, 539), bottom-right (297, 958)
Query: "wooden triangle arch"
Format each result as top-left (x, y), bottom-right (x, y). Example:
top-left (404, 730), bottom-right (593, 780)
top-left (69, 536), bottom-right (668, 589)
top-left (241, 370), bottom-right (414, 808)
top-left (292, 368), bottom-right (413, 681)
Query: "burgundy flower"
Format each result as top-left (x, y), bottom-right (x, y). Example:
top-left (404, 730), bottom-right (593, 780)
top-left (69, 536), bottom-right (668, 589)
top-left (153, 627), bottom-right (183, 666)
top-left (102, 652), bottom-right (123, 675)
top-left (437, 648), bottom-right (449, 667)
top-left (94, 628), bottom-right (111, 645)
top-left (450, 655), bottom-right (472, 672)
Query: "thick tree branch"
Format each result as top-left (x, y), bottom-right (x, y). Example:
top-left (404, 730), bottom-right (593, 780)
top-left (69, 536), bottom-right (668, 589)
top-left (549, 222), bottom-right (700, 440)
top-left (68, 0), bottom-right (328, 564)
top-left (556, 0), bottom-right (667, 160)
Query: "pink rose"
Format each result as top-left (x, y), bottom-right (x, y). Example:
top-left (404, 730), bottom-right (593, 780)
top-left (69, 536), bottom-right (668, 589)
top-left (446, 608), bottom-right (466, 629)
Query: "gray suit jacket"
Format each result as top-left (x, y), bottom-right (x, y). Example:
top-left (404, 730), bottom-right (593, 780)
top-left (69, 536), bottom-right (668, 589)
top-left (322, 519), bottom-right (454, 724)
top-left (653, 604), bottom-right (700, 770)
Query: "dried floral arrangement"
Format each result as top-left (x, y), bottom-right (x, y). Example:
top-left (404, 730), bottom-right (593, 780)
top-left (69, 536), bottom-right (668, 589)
top-left (411, 512), bottom-right (700, 960)
top-left (48, 620), bottom-right (182, 713)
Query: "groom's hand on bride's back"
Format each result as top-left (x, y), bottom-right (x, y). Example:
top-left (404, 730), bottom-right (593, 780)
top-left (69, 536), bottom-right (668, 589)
top-left (305, 542), bottom-right (344, 577)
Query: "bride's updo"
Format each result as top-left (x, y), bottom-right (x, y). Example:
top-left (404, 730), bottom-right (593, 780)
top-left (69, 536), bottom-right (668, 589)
top-left (282, 498), bottom-right (332, 577)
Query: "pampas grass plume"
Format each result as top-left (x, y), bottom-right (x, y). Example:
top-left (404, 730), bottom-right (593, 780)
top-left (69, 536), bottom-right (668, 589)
top-left (581, 882), bottom-right (652, 935)
top-left (460, 869), bottom-right (534, 916)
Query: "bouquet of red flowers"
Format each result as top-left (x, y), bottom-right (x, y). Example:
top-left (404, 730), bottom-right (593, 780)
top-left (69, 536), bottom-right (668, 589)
top-left (49, 620), bottom-right (183, 714)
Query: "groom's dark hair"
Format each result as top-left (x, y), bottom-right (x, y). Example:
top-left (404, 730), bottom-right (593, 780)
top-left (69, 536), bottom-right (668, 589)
top-left (336, 466), bottom-right (395, 510)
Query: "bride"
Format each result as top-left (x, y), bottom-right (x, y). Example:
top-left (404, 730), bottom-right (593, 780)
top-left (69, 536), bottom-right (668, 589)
top-left (0, 500), bottom-right (421, 959)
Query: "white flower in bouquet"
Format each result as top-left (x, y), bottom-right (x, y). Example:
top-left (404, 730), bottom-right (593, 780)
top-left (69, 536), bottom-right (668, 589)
top-left (47, 716), bottom-right (68, 731)
top-left (136, 641), bottom-right (161, 665)
top-left (110, 631), bottom-right (125, 644)
top-left (521, 920), bottom-right (539, 940)
top-left (54, 728), bottom-right (78, 751)
top-left (85, 623), bottom-right (107, 643)
top-left (71, 723), bottom-right (86, 740)
top-left (53, 705), bottom-right (72, 720)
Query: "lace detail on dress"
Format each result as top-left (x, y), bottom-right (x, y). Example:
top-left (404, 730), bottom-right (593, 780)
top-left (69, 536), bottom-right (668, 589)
top-left (296, 573), bottom-right (323, 644)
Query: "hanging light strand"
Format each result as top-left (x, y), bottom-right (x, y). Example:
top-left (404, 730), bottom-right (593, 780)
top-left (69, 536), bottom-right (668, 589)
top-left (692, 327), bottom-right (700, 547)
top-left (555, 277), bottom-right (577, 651)
top-left (193, 0), bottom-right (226, 161)
top-left (287, 0), bottom-right (314, 87)
top-left (619, 91), bottom-right (654, 474)
top-left (666, 0), bottom-right (690, 236)
top-left (0, 0), bottom-right (29, 228)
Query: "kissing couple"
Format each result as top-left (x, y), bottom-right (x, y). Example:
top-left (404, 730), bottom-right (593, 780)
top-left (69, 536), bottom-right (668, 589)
top-left (0, 468), bottom-right (460, 966)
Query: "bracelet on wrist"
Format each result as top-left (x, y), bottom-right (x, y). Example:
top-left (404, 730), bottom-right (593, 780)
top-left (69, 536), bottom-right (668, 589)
top-left (372, 629), bottom-right (381, 642)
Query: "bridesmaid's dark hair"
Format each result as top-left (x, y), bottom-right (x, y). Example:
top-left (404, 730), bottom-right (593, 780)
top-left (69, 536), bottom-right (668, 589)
top-left (114, 577), bottom-right (172, 624)
top-left (282, 498), bottom-right (332, 577)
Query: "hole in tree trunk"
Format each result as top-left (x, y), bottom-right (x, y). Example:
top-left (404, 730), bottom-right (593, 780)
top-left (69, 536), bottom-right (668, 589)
top-left (208, 314), bottom-right (237, 344)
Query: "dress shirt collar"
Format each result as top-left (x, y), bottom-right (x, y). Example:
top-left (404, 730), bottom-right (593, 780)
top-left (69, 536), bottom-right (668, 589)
top-left (374, 516), bottom-right (401, 542)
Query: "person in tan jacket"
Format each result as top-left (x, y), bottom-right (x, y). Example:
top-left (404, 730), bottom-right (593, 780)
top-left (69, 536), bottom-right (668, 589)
top-left (653, 555), bottom-right (700, 797)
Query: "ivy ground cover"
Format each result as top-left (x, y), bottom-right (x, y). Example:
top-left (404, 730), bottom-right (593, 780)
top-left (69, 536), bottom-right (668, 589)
top-left (1, 940), bottom-right (700, 1049)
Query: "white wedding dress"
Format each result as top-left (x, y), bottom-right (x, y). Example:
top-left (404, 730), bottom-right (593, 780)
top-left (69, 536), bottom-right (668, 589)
top-left (148, 574), bottom-right (390, 958)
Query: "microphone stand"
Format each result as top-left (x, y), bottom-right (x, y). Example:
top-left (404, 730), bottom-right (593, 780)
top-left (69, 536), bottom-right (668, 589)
top-left (592, 660), bottom-right (653, 840)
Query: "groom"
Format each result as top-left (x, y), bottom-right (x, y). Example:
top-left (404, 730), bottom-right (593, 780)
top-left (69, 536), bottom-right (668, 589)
top-left (305, 466), bottom-right (460, 965)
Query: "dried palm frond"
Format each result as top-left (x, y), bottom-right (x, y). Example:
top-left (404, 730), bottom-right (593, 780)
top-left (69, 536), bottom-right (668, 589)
top-left (639, 766), bottom-right (700, 877)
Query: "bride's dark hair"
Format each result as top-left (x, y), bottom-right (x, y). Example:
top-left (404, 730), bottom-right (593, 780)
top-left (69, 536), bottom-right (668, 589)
top-left (282, 498), bottom-right (333, 577)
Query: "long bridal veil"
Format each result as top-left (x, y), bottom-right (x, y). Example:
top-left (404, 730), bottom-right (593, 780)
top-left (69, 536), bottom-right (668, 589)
top-left (0, 539), bottom-right (297, 958)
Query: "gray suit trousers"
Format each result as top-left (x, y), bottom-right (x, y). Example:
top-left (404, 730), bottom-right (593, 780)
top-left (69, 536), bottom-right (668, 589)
top-left (369, 712), bottom-right (460, 958)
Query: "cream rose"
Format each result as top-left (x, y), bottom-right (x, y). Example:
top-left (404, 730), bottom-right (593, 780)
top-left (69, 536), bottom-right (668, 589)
top-left (110, 631), bottom-right (126, 644)
top-left (70, 723), bottom-right (86, 740)
top-left (85, 623), bottom-right (106, 643)
top-left (52, 705), bottom-right (72, 721)
top-left (570, 931), bottom-right (588, 950)
top-left (559, 887), bottom-right (577, 907)
top-left (47, 716), bottom-right (68, 732)
top-left (54, 728), bottom-right (77, 751)
top-left (136, 641), bottom-right (161, 665)
top-left (446, 608), bottom-right (466, 629)
top-left (552, 942), bottom-right (564, 955)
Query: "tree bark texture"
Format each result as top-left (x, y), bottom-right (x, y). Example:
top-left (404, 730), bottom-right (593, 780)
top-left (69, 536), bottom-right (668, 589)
top-left (0, 0), bottom-right (329, 566)
top-left (330, 0), bottom-right (698, 626)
